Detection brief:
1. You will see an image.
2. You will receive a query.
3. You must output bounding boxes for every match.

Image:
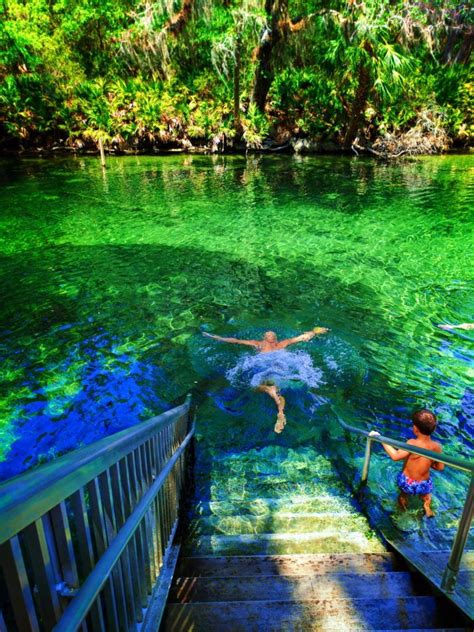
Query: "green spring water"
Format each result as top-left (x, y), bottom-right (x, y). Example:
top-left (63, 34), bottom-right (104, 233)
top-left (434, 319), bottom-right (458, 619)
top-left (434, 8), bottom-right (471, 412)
top-left (0, 154), bottom-right (472, 540)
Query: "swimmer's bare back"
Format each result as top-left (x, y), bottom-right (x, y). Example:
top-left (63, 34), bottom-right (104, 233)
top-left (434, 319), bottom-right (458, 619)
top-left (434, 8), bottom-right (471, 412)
top-left (202, 328), bottom-right (329, 352)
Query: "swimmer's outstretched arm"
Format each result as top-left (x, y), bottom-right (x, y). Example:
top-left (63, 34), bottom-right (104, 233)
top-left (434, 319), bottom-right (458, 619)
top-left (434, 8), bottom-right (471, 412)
top-left (202, 332), bottom-right (260, 347)
top-left (438, 323), bottom-right (474, 330)
top-left (277, 328), bottom-right (329, 349)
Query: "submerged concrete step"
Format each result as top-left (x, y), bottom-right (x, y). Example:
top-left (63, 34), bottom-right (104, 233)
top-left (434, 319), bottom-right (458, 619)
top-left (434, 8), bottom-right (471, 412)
top-left (162, 596), bottom-right (462, 631)
top-left (198, 449), bottom-right (337, 477)
top-left (188, 511), bottom-right (375, 536)
top-left (175, 553), bottom-right (405, 578)
top-left (194, 469), bottom-right (341, 485)
top-left (169, 571), bottom-right (423, 603)
top-left (191, 495), bottom-right (358, 517)
top-left (194, 478), bottom-right (348, 502)
top-left (183, 531), bottom-right (386, 557)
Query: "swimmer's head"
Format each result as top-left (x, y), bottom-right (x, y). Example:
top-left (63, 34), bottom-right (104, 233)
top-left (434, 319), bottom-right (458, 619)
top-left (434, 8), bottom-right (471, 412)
top-left (412, 409), bottom-right (437, 436)
top-left (263, 331), bottom-right (277, 343)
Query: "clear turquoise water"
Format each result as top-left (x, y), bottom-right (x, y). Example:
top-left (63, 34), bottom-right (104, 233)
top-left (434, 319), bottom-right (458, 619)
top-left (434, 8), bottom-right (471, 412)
top-left (0, 155), bottom-right (472, 518)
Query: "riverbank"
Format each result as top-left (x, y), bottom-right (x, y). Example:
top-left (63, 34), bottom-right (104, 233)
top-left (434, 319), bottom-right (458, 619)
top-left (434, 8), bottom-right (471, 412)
top-left (1, 129), bottom-right (472, 160)
top-left (2, 105), bottom-right (472, 160)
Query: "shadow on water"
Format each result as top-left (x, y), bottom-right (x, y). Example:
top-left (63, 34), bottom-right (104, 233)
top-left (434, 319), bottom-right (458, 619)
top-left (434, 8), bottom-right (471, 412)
top-left (0, 241), bottom-right (380, 480)
top-left (1, 239), bottom-right (471, 533)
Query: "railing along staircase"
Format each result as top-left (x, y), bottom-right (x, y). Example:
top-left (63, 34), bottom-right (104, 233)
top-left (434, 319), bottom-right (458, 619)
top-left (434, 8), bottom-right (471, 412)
top-left (0, 396), bottom-right (193, 631)
top-left (161, 411), bottom-right (473, 631)
top-left (334, 411), bottom-right (474, 619)
top-left (1, 396), bottom-right (472, 631)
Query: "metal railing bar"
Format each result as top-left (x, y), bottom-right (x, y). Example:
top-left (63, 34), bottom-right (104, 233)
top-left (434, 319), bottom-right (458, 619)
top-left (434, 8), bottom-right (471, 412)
top-left (0, 397), bottom-right (191, 545)
top-left (334, 408), bottom-right (473, 595)
top-left (134, 447), bottom-right (153, 594)
top-left (23, 518), bottom-right (62, 628)
top-left (49, 501), bottom-right (79, 591)
top-left (53, 425), bottom-right (194, 632)
top-left (333, 410), bottom-right (473, 473)
top-left (441, 474), bottom-right (474, 592)
top-left (0, 536), bottom-right (40, 632)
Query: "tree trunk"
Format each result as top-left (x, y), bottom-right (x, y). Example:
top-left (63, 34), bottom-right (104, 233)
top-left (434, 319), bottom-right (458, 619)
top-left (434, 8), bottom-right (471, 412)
top-left (98, 137), bottom-right (106, 169)
top-left (234, 32), bottom-right (242, 131)
top-left (343, 60), bottom-right (371, 149)
top-left (454, 30), bottom-right (473, 64)
top-left (251, 0), bottom-right (308, 113)
top-left (168, 0), bottom-right (194, 37)
top-left (251, 0), bottom-right (286, 112)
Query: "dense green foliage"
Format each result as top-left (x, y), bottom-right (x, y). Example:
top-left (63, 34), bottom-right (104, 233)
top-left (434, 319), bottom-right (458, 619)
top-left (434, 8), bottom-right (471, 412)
top-left (0, 0), bottom-right (472, 152)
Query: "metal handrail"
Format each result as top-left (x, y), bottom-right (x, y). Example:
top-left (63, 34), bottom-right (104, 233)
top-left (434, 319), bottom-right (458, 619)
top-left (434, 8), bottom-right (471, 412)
top-left (0, 396), bottom-right (191, 545)
top-left (53, 424), bottom-right (195, 631)
top-left (333, 409), bottom-right (474, 474)
top-left (0, 395), bottom-right (193, 631)
top-left (333, 408), bottom-right (473, 593)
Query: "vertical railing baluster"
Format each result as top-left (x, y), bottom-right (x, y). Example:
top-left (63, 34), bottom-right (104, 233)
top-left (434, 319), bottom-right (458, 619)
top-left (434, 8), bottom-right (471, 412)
top-left (42, 512), bottom-right (69, 614)
top-left (49, 502), bottom-right (79, 593)
top-left (110, 463), bottom-right (138, 631)
top-left (22, 517), bottom-right (62, 628)
top-left (87, 478), bottom-right (120, 631)
top-left (127, 451), bottom-right (148, 607)
top-left (156, 430), bottom-right (169, 548)
top-left (163, 431), bottom-right (172, 541)
top-left (69, 490), bottom-right (105, 632)
top-left (97, 470), bottom-right (129, 632)
top-left (135, 446), bottom-right (154, 589)
top-left (143, 441), bottom-right (160, 576)
top-left (0, 537), bottom-right (40, 632)
top-left (150, 437), bottom-right (164, 572)
top-left (119, 457), bottom-right (144, 623)
top-left (441, 474), bottom-right (474, 592)
top-left (153, 436), bottom-right (167, 565)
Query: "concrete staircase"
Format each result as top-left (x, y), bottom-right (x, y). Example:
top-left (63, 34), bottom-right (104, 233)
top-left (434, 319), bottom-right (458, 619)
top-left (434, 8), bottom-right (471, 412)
top-left (161, 447), bottom-right (466, 631)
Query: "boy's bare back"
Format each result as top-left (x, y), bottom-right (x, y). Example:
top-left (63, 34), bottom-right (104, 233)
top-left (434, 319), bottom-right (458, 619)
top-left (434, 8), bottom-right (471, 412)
top-left (403, 435), bottom-right (443, 481)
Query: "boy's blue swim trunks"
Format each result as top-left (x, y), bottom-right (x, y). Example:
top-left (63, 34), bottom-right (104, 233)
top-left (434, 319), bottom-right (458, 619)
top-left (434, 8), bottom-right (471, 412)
top-left (397, 471), bottom-right (433, 495)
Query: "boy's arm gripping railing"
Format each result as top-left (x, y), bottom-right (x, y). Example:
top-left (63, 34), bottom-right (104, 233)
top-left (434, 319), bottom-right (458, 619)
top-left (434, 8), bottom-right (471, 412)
top-left (333, 409), bottom-right (474, 593)
top-left (0, 395), bottom-right (193, 632)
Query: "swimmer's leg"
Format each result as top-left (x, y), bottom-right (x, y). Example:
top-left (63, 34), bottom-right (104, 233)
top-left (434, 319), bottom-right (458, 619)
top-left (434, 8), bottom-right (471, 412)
top-left (421, 493), bottom-right (435, 517)
top-left (257, 384), bottom-right (286, 433)
top-left (257, 384), bottom-right (280, 407)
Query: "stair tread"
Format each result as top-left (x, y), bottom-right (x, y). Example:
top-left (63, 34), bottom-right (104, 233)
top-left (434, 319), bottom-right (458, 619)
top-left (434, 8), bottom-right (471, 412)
top-left (162, 596), bottom-right (462, 631)
top-left (169, 571), bottom-right (424, 603)
top-left (194, 483), bottom-right (349, 502)
top-left (183, 530), bottom-right (387, 556)
top-left (188, 511), bottom-right (375, 536)
top-left (192, 495), bottom-right (358, 516)
top-left (176, 553), bottom-right (405, 577)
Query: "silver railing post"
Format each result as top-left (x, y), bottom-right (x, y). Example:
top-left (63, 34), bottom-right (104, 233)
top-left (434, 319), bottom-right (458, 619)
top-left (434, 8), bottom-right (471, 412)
top-left (361, 437), bottom-right (372, 484)
top-left (441, 473), bottom-right (474, 592)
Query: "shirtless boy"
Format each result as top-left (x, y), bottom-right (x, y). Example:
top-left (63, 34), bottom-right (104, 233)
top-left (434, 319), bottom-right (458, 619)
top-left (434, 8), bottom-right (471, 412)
top-left (370, 409), bottom-right (444, 517)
